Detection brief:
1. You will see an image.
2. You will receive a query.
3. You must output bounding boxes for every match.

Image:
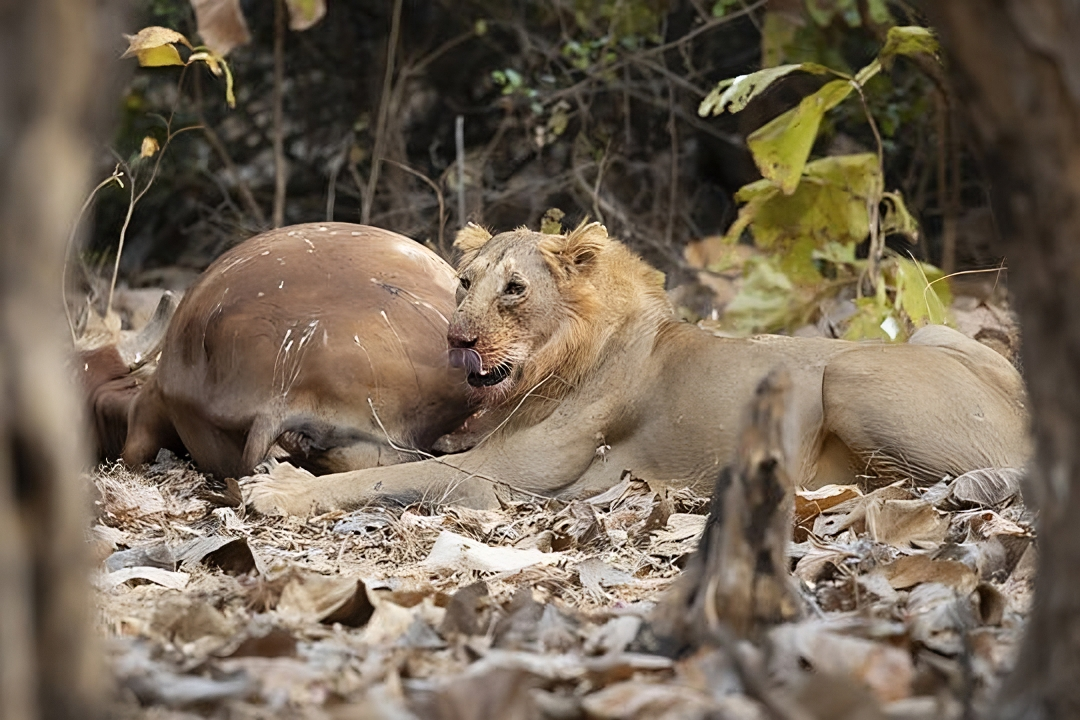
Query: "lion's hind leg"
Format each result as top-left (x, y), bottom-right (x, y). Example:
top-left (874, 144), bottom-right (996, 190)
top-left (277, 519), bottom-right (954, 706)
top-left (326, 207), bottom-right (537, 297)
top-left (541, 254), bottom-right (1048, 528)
top-left (819, 328), bottom-right (1030, 487)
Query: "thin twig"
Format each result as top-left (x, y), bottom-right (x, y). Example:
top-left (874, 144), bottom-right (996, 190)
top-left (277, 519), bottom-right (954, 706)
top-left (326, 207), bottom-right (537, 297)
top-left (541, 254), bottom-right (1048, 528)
top-left (665, 79), bottom-right (679, 245)
top-left (404, 30), bottom-right (474, 78)
top-left (194, 68), bottom-right (267, 227)
top-left (542, 0), bottom-right (767, 107)
top-left (271, 0), bottom-right (287, 227)
top-left (362, 0), bottom-right (404, 225)
top-left (853, 80), bottom-right (886, 292)
top-left (63, 166), bottom-right (124, 343)
top-left (107, 125), bottom-right (202, 317)
top-left (326, 139), bottom-right (351, 222)
top-left (383, 159), bottom-right (446, 255)
top-left (455, 115), bottom-right (466, 227)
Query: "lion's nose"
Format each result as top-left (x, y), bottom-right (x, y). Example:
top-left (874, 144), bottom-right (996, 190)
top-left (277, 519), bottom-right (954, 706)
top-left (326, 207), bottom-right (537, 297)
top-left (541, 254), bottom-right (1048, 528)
top-left (447, 326), bottom-right (478, 349)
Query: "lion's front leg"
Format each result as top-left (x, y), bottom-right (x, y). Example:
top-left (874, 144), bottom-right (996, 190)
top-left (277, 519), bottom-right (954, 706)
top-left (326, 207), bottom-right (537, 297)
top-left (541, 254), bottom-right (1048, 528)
top-left (242, 454), bottom-right (502, 515)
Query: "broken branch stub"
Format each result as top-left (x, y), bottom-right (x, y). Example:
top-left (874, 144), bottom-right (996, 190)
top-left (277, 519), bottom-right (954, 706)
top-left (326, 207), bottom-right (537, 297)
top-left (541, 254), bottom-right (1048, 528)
top-left (646, 369), bottom-right (801, 649)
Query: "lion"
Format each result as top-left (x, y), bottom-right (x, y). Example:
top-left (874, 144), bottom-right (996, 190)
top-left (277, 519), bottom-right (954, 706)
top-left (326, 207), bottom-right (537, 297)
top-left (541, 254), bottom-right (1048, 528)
top-left (244, 222), bottom-right (1030, 515)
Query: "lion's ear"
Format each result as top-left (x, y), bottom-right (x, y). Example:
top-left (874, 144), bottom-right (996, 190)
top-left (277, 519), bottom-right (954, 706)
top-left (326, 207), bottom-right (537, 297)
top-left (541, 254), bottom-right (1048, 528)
top-left (454, 223), bottom-right (493, 253)
top-left (541, 221), bottom-right (609, 267)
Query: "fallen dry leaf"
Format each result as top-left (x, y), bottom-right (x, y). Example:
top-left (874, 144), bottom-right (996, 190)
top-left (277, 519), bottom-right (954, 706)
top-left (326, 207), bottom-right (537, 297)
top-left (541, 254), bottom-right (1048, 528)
top-left (875, 554), bottom-right (978, 593)
top-left (947, 467), bottom-right (1023, 508)
top-left (276, 573), bottom-right (374, 627)
top-left (102, 566), bottom-right (190, 590)
top-left (576, 557), bottom-right (633, 595)
top-left (423, 530), bottom-right (562, 574)
top-left (865, 498), bottom-right (949, 546)
top-left (770, 622), bottom-right (914, 703)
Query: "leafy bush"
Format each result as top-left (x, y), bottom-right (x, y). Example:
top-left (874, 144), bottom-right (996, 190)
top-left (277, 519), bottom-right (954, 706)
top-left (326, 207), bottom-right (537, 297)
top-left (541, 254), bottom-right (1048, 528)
top-left (699, 25), bottom-right (950, 341)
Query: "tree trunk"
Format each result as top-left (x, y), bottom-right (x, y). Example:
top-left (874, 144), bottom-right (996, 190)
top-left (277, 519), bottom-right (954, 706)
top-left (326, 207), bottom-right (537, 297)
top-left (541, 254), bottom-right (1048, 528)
top-left (0, 0), bottom-right (119, 717)
top-left (924, 2), bottom-right (1080, 717)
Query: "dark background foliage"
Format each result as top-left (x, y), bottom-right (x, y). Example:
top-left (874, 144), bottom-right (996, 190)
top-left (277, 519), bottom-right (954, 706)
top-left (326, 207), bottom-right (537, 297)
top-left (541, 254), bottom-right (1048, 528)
top-left (87, 0), bottom-right (995, 294)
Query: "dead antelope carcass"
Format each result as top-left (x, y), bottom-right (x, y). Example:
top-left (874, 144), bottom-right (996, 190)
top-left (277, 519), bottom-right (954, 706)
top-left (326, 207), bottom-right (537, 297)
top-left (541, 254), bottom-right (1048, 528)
top-left (87, 223), bottom-right (476, 479)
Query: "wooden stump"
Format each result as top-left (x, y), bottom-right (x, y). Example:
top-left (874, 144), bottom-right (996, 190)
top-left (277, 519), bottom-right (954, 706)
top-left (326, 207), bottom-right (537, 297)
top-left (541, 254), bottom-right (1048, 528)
top-left (647, 369), bottom-right (801, 651)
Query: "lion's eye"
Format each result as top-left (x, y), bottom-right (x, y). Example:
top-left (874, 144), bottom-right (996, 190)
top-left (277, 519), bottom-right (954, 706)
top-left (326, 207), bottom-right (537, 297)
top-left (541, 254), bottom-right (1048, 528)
top-left (504, 280), bottom-right (526, 296)
top-left (459, 276), bottom-right (471, 291)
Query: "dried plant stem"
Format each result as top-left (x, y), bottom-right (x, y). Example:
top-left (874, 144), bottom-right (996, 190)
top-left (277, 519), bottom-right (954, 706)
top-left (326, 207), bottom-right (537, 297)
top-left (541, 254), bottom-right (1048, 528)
top-left (194, 68), bottom-right (266, 228)
top-left (384, 159), bottom-right (446, 255)
top-left (272, 0), bottom-right (287, 228)
top-left (362, 0), bottom-right (404, 225)
top-left (455, 115), bottom-right (466, 226)
top-left (106, 125), bottom-right (200, 318)
top-left (854, 81), bottom-right (886, 293)
top-left (63, 167), bottom-right (124, 342)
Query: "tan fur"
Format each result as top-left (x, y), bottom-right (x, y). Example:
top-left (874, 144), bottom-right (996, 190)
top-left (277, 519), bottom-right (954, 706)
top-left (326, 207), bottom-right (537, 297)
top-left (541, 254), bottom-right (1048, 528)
top-left (453, 222), bottom-right (493, 258)
top-left (116, 223), bottom-right (477, 478)
top-left (245, 228), bottom-right (1031, 516)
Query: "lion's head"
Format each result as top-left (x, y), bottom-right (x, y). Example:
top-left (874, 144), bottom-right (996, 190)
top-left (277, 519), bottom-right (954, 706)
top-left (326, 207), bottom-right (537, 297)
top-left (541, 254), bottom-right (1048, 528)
top-left (447, 221), bottom-right (672, 414)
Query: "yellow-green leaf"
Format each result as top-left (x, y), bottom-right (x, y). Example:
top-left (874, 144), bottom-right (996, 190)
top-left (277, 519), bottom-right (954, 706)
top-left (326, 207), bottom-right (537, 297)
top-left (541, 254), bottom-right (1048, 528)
top-left (866, 0), bottom-right (893, 26)
top-left (130, 44), bottom-right (185, 67)
top-left (761, 11), bottom-right (800, 69)
top-left (843, 297), bottom-right (895, 341)
top-left (892, 257), bottom-right (951, 327)
top-left (812, 241), bottom-right (856, 265)
top-left (540, 208), bottom-right (565, 235)
top-left (729, 154), bottom-right (880, 253)
top-left (121, 26), bottom-right (192, 63)
top-left (699, 63), bottom-right (831, 117)
top-left (879, 26), bottom-right (939, 69)
top-left (222, 59), bottom-right (236, 108)
top-left (285, 0), bottom-right (327, 31)
top-left (188, 51), bottom-right (222, 75)
top-left (747, 79), bottom-right (854, 194)
top-left (721, 258), bottom-right (798, 335)
top-left (881, 191), bottom-right (919, 241)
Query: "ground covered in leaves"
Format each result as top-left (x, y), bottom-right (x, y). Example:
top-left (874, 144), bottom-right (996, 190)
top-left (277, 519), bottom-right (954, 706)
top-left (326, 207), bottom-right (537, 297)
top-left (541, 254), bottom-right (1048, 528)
top-left (92, 449), bottom-right (1034, 720)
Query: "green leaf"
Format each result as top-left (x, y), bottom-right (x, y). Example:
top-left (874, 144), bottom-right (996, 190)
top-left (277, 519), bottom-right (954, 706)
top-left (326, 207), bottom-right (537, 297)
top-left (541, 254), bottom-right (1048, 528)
top-left (880, 191), bottom-right (919, 241)
top-left (812, 241), bottom-right (857, 265)
top-left (843, 297), bottom-right (896, 341)
top-left (729, 153), bottom-right (881, 251)
top-left (540, 207), bottom-right (565, 235)
top-left (285, 0), bottom-right (327, 31)
top-left (699, 63), bottom-right (831, 117)
top-left (806, 0), bottom-right (859, 27)
top-left (222, 58), bottom-right (236, 109)
top-left (721, 258), bottom-right (797, 334)
top-left (746, 79), bottom-right (854, 194)
top-left (761, 12), bottom-right (800, 68)
top-left (892, 257), bottom-right (951, 327)
top-left (879, 26), bottom-right (939, 69)
top-left (866, 0), bottom-right (893, 25)
top-left (711, 0), bottom-right (741, 17)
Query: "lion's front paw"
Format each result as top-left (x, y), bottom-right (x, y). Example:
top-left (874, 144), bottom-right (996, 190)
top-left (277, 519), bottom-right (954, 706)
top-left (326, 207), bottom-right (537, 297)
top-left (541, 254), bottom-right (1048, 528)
top-left (241, 462), bottom-right (319, 516)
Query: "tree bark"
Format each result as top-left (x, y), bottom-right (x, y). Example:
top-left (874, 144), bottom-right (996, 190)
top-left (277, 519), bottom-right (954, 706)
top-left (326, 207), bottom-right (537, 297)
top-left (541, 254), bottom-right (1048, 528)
top-left (0, 0), bottom-right (118, 717)
top-left (925, 2), bottom-right (1080, 717)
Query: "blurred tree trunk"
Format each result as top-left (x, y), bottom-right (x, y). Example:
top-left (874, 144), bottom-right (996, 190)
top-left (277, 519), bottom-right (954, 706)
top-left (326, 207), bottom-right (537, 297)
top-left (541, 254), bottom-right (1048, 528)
top-left (925, 2), bottom-right (1080, 717)
top-left (0, 0), bottom-right (120, 717)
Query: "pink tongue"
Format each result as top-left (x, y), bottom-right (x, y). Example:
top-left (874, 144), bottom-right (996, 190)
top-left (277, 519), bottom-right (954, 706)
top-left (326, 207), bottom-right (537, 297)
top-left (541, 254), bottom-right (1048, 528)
top-left (448, 347), bottom-right (483, 375)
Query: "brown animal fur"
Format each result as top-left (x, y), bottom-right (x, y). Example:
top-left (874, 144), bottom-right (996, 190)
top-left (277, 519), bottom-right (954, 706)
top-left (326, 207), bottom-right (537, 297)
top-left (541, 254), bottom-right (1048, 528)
top-left (244, 224), bottom-right (1031, 515)
top-left (118, 223), bottom-right (477, 478)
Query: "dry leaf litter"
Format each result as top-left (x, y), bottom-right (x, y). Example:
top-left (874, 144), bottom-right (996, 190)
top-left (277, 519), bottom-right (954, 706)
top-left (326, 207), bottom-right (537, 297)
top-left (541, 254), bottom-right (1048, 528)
top-left (92, 451), bottom-right (1034, 720)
